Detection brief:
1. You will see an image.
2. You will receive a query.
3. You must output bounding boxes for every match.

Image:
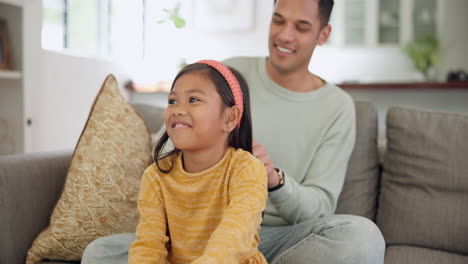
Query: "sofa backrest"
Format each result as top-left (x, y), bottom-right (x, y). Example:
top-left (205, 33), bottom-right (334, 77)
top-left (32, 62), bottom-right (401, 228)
top-left (377, 106), bottom-right (468, 255)
top-left (132, 103), bottom-right (166, 134)
top-left (134, 101), bottom-right (383, 222)
top-left (336, 101), bottom-right (380, 221)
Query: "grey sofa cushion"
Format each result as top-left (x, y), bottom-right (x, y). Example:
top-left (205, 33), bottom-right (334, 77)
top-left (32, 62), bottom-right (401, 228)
top-left (378, 107), bottom-right (468, 255)
top-left (336, 101), bottom-right (380, 221)
top-left (385, 245), bottom-right (468, 264)
top-left (0, 151), bottom-right (73, 264)
top-left (131, 103), bottom-right (165, 134)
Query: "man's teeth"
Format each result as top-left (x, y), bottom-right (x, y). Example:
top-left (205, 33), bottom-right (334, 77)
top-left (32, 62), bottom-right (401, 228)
top-left (277, 46), bottom-right (293, 53)
top-left (174, 124), bottom-right (189, 128)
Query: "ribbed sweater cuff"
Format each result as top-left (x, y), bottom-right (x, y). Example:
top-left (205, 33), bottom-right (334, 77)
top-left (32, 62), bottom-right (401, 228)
top-left (268, 171), bottom-right (295, 203)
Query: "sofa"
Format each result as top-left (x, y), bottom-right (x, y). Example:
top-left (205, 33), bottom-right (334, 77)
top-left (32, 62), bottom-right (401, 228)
top-left (1, 101), bottom-right (467, 264)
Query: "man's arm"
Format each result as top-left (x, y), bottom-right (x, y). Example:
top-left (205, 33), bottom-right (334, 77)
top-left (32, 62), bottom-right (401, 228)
top-left (256, 102), bottom-right (356, 224)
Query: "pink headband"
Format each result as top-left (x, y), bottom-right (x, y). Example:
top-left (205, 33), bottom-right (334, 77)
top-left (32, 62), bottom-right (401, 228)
top-left (196, 60), bottom-right (244, 128)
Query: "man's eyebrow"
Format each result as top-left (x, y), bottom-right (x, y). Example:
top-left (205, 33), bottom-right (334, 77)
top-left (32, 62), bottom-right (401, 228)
top-left (273, 12), bottom-right (313, 27)
top-left (273, 12), bottom-right (282, 17)
top-left (298, 20), bottom-right (313, 27)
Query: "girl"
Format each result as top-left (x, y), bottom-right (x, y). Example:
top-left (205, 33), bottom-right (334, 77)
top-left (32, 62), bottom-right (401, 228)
top-left (128, 60), bottom-right (268, 263)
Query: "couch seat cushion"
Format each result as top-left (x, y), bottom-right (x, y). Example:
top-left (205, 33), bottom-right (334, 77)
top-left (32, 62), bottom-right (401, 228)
top-left (385, 245), bottom-right (468, 264)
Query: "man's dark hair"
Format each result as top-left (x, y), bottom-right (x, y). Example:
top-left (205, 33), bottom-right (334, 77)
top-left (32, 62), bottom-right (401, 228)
top-left (273, 0), bottom-right (334, 28)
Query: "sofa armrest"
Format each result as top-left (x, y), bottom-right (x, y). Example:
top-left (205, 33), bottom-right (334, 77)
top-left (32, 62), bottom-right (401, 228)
top-left (0, 150), bottom-right (73, 264)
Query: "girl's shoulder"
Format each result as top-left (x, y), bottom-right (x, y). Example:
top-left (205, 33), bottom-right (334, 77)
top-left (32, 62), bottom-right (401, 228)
top-left (228, 148), bottom-right (266, 181)
top-left (230, 148), bottom-right (260, 164)
top-left (145, 153), bottom-right (179, 177)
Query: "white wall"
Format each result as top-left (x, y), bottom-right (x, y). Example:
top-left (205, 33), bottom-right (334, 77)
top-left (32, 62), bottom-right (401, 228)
top-left (135, 0), bottom-right (468, 84)
top-left (129, 0), bottom-right (272, 84)
top-left (345, 0), bottom-right (468, 141)
top-left (27, 0), bottom-right (468, 152)
top-left (438, 0), bottom-right (468, 78)
top-left (311, 46), bottom-right (418, 83)
top-left (130, 0), bottom-right (468, 145)
top-left (35, 51), bottom-right (130, 152)
top-left (313, 0), bottom-right (468, 83)
top-left (18, 0), bottom-right (132, 153)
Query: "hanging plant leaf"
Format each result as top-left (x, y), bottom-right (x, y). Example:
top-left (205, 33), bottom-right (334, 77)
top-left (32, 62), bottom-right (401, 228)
top-left (158, 1), bottom-right (186, 29)
top-left (173, 17), bottom-right (186, 28)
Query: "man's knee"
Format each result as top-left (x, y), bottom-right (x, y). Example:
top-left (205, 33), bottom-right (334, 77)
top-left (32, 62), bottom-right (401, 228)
top-left (82, 236), bottom-right (110, 263)
top-left (272, 215), bottom-right (385, 264)
top-left (336, 215), bottom-right (385, 263)
top-left (81, 233), bottom-right (135, 263)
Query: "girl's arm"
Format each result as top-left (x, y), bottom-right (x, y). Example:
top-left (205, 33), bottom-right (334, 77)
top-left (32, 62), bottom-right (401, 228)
top-left (129, 166), bottom-right (169, 264)
top-left (192, 158), bottom-right (268, 263)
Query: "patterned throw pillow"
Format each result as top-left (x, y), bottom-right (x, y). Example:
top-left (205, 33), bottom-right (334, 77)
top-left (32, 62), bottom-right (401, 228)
top-left (26, 75), bottom-right (152, 263)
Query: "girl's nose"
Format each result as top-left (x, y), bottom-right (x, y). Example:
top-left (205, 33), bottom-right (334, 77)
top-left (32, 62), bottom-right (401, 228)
top-left (172, 104), bottom-right (187, 116)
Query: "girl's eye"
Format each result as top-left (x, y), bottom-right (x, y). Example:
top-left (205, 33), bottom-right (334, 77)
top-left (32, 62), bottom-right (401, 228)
top-left (168, 99), bottom-right (176, 104)
top-left (189, 97), bottom-right (200, 103)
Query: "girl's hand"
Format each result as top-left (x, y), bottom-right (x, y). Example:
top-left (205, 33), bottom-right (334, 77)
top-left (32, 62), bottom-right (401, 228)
top-left (252, 140), bottom-right (282, 188)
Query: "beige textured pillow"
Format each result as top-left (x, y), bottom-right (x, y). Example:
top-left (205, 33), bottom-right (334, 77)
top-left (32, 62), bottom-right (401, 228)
top-left (26, 75), bottom-right (152, 263)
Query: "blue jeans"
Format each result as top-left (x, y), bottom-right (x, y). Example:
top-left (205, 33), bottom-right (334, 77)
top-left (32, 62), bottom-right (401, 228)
top-left (82, 214), bottom-right (385, 264)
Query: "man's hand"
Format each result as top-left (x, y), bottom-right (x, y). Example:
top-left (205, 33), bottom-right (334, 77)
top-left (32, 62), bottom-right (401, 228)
top-left (252, 140), bottom-right (282, 189)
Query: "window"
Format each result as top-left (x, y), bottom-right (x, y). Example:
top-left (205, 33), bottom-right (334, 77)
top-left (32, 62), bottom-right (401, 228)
top-left (42, 0), bottom-right (65, 51)
top-left (379, 0), bottom-right (400, 44)
top-left (413, 0), bottom-right (437, 40)
top-left (344, 0), bottom-right (367, 45)
top-left (42, 0), bottom-right (144, 60)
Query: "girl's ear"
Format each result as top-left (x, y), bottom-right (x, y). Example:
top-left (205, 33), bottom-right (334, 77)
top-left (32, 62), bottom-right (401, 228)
top-left (223, 105), bottom-right (242, 132)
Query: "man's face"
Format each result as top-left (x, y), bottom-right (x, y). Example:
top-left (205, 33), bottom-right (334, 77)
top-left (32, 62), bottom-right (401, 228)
top-left (268, 0), bottom-right (330, 74)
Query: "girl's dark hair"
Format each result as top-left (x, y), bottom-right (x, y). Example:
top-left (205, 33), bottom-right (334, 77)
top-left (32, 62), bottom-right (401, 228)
top-left (153, 63), bottom-right (253, 173)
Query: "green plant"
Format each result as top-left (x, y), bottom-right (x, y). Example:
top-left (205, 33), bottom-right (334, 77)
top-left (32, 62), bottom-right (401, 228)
top-left (403, 35), bottom-right (440, 79)
top-left (157, 1), bottom-right (186, 29)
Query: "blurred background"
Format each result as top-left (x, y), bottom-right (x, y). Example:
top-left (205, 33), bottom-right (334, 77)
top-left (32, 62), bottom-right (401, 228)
top-left (0, 0), bottom-right (467, 154)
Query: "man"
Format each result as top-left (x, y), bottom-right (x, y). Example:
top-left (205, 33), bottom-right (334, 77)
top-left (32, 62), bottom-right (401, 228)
top-left (82, 0), bottom-right (385, 263)
top-left (222, 0), bottom-right (385, 263)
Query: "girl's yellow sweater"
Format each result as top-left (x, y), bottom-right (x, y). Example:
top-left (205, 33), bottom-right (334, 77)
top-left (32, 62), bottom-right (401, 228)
top-left (129, 147), bottom-right (268, 264)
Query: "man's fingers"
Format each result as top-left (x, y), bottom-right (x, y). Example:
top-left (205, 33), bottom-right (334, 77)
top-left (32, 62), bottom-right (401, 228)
top-left (252, 144), bottom-right (265, 159)
top-left (256, 151), bottom-right (269, 164)
top-left (251, 141), bottom-right (275, 176)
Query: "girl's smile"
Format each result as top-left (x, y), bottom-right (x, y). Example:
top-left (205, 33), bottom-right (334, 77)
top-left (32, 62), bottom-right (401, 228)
top-left (171, 120), bottom-right (192, 129)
